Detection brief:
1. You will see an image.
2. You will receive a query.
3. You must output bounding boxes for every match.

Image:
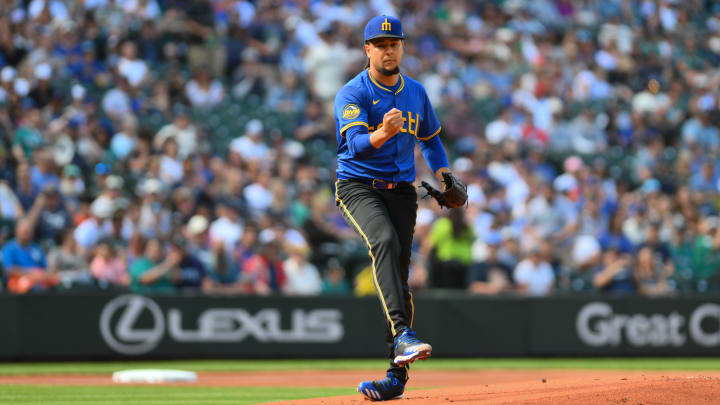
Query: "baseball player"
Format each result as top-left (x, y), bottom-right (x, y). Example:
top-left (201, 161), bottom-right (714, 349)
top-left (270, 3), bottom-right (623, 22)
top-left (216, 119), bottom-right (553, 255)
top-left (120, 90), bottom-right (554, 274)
top-left (333, 15), bottom-right (467, 401)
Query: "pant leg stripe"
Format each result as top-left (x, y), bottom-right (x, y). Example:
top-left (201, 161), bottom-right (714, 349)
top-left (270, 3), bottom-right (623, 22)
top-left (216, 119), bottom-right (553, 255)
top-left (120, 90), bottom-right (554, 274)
top-left (335, 180), bottom-right (397, 337)
top-left (409, 291), bottom-right (415, 328)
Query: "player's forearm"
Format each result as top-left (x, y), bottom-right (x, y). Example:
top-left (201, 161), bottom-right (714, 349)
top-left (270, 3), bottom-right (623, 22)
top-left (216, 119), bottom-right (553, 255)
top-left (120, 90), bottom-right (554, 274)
top-left (346, 125), bottom-right (386, 157)
top-left (419, 134), bottom-right (450, 176)
top-left (369, 126), bottom-right (393, 148)
top-left (347, 132), bottom-right (374, 157)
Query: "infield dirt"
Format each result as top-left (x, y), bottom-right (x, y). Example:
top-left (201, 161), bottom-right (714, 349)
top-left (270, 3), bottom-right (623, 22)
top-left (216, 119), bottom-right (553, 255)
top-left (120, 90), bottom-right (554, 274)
top-left (1, 369), bottom-right (719, 404)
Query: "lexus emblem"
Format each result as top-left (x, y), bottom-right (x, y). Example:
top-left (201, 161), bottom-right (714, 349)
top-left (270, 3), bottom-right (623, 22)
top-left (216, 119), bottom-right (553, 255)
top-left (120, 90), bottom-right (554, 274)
top-left (100, 295), bottom-right (165, 355)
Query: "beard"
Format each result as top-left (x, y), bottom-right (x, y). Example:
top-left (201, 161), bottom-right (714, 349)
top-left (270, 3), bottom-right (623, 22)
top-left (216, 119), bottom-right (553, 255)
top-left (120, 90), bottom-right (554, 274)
top-left (374, 62), bottom-right (400, 76)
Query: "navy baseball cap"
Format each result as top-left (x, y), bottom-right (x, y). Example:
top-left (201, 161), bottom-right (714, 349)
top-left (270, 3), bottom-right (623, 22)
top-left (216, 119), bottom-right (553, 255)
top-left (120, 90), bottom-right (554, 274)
top-left (364, 15), bottom-right (404, 42)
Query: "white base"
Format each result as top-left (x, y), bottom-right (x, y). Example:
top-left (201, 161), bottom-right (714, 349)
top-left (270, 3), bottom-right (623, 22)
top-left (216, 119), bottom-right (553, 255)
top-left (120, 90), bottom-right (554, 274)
top-left (112, 369), bottom-right (197, 384)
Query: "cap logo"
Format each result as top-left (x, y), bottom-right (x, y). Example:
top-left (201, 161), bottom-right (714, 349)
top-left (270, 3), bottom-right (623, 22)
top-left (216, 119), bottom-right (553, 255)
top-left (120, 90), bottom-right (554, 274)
top-left (381, 18), bottom-right (391, 31)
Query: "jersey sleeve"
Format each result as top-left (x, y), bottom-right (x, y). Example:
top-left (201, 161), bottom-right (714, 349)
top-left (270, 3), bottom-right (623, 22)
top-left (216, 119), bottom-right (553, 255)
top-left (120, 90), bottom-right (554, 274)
top-left (417, 89), bottom-right (449, 173)
top-left (335, 86), bottom-right (376, 157)
top-left (335, 87), bottom-right (369, 137)
top-left (417, 90), bottom-right (442, 141)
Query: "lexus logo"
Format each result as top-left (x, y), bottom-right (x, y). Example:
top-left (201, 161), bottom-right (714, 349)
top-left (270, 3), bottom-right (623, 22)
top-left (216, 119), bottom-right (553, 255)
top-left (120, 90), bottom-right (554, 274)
top-left (99, 294), bottom-right (345, 356)
top-left (100, 295), bottom-right (165, 355)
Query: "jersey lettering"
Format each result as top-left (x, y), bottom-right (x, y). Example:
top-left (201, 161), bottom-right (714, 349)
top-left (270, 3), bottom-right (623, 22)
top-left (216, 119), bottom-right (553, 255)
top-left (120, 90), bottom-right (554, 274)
top-left (389, 110), bottom-right (420, 136)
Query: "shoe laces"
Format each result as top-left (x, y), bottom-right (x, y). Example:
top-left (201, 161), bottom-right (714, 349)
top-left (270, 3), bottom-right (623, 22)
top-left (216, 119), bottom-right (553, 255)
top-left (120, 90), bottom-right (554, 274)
top-left (395, 329), bottom-right (421, 347)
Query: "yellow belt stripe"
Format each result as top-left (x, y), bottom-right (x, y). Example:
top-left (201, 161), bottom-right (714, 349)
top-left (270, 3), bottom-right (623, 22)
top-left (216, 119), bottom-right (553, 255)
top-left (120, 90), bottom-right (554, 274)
top-left (335, 180), bottom-right (397, 336)
top-left (416, 126), bottom-right (441, 141)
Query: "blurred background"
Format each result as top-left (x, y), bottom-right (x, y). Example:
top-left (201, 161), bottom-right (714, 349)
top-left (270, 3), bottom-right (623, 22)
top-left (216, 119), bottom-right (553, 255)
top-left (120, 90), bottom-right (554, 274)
top-left (2, 0), bottom-right (720, 299)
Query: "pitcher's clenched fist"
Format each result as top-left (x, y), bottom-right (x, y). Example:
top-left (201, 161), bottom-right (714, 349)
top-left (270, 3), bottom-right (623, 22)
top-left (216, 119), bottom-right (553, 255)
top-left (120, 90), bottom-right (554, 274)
top-left (383, 108), bottom-right (404, 136)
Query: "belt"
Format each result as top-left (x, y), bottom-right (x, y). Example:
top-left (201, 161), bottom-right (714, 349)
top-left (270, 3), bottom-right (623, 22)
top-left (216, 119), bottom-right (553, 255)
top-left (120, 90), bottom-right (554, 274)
top-left (346, 178), bottom-right (408, 190)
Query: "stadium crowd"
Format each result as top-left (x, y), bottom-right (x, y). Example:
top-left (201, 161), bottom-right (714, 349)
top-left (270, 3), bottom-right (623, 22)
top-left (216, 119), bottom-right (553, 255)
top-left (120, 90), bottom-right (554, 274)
top-left (1, 0), bottom-right (720, 296)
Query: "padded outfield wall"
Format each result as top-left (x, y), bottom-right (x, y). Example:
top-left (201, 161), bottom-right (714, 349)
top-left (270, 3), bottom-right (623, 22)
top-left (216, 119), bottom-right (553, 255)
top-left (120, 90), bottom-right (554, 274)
top-left (0, 294), bottom-right (719, 359)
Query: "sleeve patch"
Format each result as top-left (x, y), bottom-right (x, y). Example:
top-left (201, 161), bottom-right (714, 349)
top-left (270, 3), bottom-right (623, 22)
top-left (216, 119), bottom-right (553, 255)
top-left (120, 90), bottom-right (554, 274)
top-left (342, 104), bottom-right (361, 120)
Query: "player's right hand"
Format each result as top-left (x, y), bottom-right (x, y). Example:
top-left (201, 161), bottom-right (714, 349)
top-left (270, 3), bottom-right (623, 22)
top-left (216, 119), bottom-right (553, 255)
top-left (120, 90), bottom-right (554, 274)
top-left (382, 108), bottom-right (404, 136)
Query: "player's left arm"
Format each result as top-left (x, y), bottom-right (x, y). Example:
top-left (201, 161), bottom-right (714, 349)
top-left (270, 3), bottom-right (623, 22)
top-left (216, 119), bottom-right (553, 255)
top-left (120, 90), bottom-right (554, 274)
top-left (415, 90), bottom-right (451, 184)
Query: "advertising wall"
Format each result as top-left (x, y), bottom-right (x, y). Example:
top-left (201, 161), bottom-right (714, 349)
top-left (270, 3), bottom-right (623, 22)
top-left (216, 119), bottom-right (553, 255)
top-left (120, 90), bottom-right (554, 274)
top-left (0, 294), bottom-right (718, 359)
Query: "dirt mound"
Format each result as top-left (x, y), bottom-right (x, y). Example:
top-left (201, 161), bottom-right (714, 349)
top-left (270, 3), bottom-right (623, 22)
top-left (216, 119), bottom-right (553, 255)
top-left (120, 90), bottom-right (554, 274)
top-left (257, 370), bottom-right (720, 405)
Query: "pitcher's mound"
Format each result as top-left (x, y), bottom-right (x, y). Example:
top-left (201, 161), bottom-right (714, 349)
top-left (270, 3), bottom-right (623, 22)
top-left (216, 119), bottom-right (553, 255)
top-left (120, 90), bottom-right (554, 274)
top-left (259, 370), bottom-right (720, 405)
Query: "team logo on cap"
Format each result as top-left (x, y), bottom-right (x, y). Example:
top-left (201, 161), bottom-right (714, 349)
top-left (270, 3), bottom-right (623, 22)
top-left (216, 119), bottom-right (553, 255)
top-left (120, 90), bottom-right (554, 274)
top-left (381, 18), bottom-right (391, 31)
top-left (342, 104), bottom-right (361, 119)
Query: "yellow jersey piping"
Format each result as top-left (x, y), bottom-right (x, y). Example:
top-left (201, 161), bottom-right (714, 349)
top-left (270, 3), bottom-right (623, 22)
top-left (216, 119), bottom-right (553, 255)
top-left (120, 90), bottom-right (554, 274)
top-left (416, 126), bottom-right (441, 141)
top-left (367, 70), bottom-right (405, 95)
top-left (340, 121), bottom-right (369, 134)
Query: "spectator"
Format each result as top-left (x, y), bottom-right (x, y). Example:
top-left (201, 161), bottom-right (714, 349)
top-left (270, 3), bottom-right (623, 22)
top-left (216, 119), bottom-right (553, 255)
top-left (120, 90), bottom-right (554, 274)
top-left (293, 99), bottom-right (331, 142)
top-left (47, 229), bottom-right (92, 288)
top-left (322, 258), bottom-right (351, 295)
top-left (118, 41), bottom-right (150, 88)
top-left (2, 219), bottom-right (57, 293)
top-left (468, 236), bottom-right (512, 295)
top-left (178, 0), bottom-right (225, 78)
top-left (59, 164), bottom-right (85, 202)
top-left (187, 215), bottom-right (245, 293)
top-left (687, 216), bottom-right (720, 292)
top-left (158, 137), bottom-right (183, 186)
top-left (153, 108), bottom-right (198, 159)
top-left (209, 197), bottom-right (244, 253)
top-left (513, 243), bottom-right (555, 296)
top-left (136, 178), bottom-right (171, 238)
top-left (129, 237), bottom-right (177, 294)
top-left (266, 70), bottom-right (306, 114)
top-left (283, 241), bottom-right (322, 295)
top-left (110, 114), bottom-right (138, 162)
top-left (592, 248), bottom-right (635, 294)
top-left (90, 239), bottom-right (129, 288)
top-left (303, 25), bottom-right (354, 102)
top-left (599, 211), bottom-right (635, 254)
top-left (12, 107), bottom-right (43, 162)
top-left (242, 234), bottom-right (286, 295)
top-left (427, 209), bottom-right (475, 289)
top-left (170, 236), bottom-right (213, 293)
top-left (185, 65), bottom-right (224, 108)
top-left (123, 0), bottom-right (161, 21)
top-left (243, 170), bottom-right (273, 216)
top-left (28, 185), bottom-right (71, 246)
top-left (14, 163), bottom-right (37, 212)
top-left (302, 193), bottom-right (344, 269)
top-left (634, 246), bottom-right (672, 296)
top-left (101, 78), bottom-right (132, 122)
top-left (229, 119), bottom-right (270, 163)
top-left (233, 220), bottom-right (258, 271)
top-left (0, 180), bottom-right (24, 221)
top-left (74, 198), bottom-right (113, 253)
top-left (231, 48), bottom-right (267, 99)
top-left (29, 149), bottom-right (60, 193)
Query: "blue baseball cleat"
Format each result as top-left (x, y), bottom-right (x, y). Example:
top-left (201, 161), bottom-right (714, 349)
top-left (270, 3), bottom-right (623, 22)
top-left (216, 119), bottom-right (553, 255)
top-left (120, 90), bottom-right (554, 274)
top-left (393, 328), bottom-right (432, 366)
top-left (357, 371), bottom-right (405, 401)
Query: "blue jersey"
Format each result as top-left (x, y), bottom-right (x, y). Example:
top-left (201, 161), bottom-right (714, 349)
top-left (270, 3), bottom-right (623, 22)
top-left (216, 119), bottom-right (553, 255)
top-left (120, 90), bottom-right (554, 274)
top-left (334, 70), bottom-right (449, 182)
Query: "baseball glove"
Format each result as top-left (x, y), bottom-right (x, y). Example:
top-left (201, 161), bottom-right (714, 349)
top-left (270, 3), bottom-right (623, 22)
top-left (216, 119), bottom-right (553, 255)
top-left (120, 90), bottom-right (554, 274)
top-left (420, 172), bottom-right (467, 209)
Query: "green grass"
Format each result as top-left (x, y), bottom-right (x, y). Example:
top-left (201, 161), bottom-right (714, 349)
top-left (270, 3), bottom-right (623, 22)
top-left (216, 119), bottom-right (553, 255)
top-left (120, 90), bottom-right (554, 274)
top-left (1, 357), bottom-right (720, 376)
top-left (1, 358), bottom-right (720, 405)
top-left (0, 385), bottom-right (352, 405)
